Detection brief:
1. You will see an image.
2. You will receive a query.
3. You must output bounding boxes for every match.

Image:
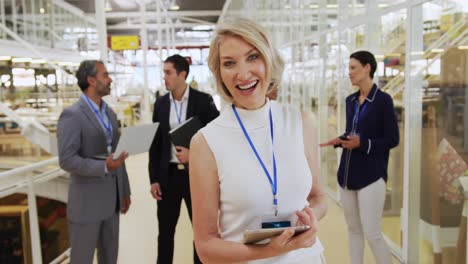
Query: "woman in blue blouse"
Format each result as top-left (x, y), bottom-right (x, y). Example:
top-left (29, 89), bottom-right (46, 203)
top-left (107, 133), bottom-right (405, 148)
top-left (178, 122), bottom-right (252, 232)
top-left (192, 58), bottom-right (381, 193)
top-left (320, 50), bottom-right (399, 264)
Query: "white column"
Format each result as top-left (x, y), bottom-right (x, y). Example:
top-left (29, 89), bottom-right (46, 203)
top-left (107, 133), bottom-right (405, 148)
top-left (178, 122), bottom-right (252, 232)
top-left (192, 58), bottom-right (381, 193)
top-left (140, 3), bottom-right (151, 122)
top-left (95, 0), bottom-right (108, 61)
top-left (402, 4), bottom-right (423, 264)
top-left (31, 0), bottom-right (37, 43)
top-left (27, 174), bottom-right (43, 264)
top-left (365, 0), bottom-right (379, 52)
top-left (336, 0), bottom-right (349, 201)
top-left (156, 1), bottom-right (164, 90)
top-left (21, 0), bottom-right (27, 36)
top-left (48, 1), bottom-right (54, 48)
top-left (0, 0), bottom-right (5, 39)
top-left (12, 0), bottom-right (17, 34)
top-left (318, 0), bottom-right (328, 187)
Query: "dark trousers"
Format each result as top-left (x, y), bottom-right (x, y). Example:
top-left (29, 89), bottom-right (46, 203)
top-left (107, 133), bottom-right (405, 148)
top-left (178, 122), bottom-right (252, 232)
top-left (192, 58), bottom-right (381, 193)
top-left (157, 163), bottom-right (202, 264)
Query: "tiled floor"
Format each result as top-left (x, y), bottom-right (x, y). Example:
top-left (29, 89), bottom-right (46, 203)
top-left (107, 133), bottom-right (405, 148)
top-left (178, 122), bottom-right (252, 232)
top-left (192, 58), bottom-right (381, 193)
top-left (117, 153), bottom-right (400, 264)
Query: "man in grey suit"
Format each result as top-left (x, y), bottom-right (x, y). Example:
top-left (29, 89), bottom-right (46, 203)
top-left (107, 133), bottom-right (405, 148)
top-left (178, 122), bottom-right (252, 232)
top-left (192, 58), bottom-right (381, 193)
top-left (57, 60), bottom-right (131, 264)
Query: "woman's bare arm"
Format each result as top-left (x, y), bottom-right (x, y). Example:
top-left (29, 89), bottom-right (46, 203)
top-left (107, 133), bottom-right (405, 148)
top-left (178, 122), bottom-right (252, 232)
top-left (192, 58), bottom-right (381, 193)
top-left (189, 132), bottom-right (317, 263)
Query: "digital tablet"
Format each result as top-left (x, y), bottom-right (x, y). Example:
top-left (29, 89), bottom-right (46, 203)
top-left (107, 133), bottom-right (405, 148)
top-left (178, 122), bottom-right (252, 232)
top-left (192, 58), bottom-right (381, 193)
top-left (113, 123), bottom-right (159, 160)
top-left (243, 225), bottom-right (310, 244)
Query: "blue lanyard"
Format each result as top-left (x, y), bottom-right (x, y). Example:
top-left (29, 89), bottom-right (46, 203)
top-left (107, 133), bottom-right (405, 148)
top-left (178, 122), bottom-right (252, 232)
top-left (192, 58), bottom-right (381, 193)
top-left (232, 104), bottom-right (278, 215)
top-left (353, 101), bottom-right (368, 129)
top-left (172, 99), bottom-right (184, 124)
top-left (84, 95), bottom-right (113, 153)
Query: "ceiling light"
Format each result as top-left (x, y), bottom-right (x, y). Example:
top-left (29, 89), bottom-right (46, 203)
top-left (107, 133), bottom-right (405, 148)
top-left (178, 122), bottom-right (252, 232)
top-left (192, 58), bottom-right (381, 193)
top-left (378, 4), bottom-right (389, 8)
top-left (285, 5), bottom-right (291, 9)
top-left (192, 25), bottom-right (215, 31)
top-left (169, 4), bottom-right (180, 10)
top-left (31, 59), bottom-right (47, 64)
top-left (105, 0), bottom-right (112, 12)
top-left (375, 55), bottom-right (384, 59)
top-left (411, 51), bottom-right (425, 55)
top-left (458, 45), bottom-right (468, 50)
top-left (59, 62), bottom-right (74, 66)
top-left (0, 56), bottom-right (11, 61)
top-left (326, 4), bottom-right (338, 8)
top-left (39, 8), bottom-right (45, 14)
top-left (12, 57), bottom-right (32, 63)
top-left (309, 4), bottom-right (318, 8)
top-left (431, 48), bottom-right (444, 53)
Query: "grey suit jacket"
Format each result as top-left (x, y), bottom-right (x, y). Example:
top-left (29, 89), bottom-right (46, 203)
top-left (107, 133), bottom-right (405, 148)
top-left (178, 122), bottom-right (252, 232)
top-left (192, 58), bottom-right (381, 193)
top-left (57, 96), bottom-right (131, 223)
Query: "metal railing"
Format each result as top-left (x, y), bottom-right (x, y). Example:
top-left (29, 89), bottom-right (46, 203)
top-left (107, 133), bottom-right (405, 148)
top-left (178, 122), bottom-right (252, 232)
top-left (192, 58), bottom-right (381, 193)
top-left (49, 248), bottom-right (70, 264)
top-left (0, 157), bottom-right (68, 264)
top-left (0, 0), bottom-right (97, 51)
top-left (383, 16), bottom-right (467, 97)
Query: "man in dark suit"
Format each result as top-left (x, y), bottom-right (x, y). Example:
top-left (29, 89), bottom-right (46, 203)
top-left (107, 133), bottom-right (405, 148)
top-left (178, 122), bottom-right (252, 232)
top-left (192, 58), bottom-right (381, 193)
top-left (149, 54), bottom-right (219, 264)
top-left (57, 60), bottom-right (131, 263)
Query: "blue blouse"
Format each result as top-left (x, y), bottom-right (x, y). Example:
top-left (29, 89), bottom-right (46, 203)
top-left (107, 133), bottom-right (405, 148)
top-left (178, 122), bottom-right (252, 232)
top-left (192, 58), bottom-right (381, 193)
top-left (337, 84), bottom-right (400, 190)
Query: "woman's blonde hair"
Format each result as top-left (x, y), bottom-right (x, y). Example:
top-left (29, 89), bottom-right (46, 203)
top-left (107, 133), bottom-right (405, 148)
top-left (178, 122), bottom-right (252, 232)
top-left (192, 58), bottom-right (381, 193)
top-left (207, 17), bottom-right (285, 102)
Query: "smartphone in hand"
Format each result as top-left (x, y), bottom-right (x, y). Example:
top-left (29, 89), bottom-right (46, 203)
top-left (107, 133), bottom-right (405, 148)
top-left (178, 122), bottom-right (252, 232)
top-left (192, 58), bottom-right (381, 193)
top-left (338, 135), bottom-right (349, 141)
top-left (334, 134), bottom-right (348, 148)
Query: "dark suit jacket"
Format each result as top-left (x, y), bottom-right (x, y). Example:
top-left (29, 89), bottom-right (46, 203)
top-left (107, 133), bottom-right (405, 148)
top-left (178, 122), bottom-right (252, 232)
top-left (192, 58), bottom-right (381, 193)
top-left (148, 88), bottom-right (219, 189)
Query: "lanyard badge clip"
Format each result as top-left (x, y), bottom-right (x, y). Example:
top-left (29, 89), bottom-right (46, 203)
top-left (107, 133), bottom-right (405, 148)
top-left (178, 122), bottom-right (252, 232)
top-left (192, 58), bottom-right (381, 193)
top-left (273, 197), bottom-right (278, 216)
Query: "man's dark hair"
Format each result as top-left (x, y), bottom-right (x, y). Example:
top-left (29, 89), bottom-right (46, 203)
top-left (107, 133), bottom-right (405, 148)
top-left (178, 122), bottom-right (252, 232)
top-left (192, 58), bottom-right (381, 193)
top-left (164, 54), bottom-right (190, 80)
top-left (76, 60), bottom-right (104, 91)
top-left (350, 51), bottom-right (377, 79)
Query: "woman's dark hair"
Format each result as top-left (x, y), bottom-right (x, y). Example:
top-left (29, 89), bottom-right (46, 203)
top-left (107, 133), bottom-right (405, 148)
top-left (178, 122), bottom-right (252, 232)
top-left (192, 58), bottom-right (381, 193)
top-left (164, 54), bottom-right (190, 80)
top-left (350, 51), bottom-right (377, 79)
top-left (76, 60), bottom-right (103, 91)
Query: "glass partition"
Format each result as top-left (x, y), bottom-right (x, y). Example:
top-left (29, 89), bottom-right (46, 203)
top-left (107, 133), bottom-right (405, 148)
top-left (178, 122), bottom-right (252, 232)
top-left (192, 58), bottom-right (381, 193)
top-left (415, 1), bottom-right (468, 263)
top-left (376, 10), bottom-right (407, 251)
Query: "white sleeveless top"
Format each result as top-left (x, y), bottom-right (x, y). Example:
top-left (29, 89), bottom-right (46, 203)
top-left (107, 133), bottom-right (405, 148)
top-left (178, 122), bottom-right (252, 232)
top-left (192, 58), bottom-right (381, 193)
top-left (200, 100), bottom-right (324, 264)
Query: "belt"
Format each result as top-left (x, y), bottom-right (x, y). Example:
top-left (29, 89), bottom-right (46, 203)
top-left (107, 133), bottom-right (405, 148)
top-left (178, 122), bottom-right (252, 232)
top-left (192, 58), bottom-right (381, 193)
top-left (169, 163), bottom-right (185, 170)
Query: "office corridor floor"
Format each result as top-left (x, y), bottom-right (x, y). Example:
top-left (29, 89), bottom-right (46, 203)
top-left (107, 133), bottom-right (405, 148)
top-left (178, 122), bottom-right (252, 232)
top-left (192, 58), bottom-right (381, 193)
top-left (117, 153), bottom-right (399, 264)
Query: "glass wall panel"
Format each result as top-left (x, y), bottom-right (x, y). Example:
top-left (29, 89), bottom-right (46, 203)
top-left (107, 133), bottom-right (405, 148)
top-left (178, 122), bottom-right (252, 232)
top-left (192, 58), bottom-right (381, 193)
top-left (415, 1), bottom-right (467, 263)
top-left (322, 32), bottom-right (340, 193)
top-left (378, 10), bottom-right (407, 250)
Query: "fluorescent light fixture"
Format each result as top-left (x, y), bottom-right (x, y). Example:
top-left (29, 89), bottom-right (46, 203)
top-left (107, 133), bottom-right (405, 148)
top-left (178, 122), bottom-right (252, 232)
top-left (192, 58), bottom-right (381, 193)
top-left (12, 57), bottom-right (32, 63)
top-left (40, 8), bottom-right (45, 14)
top-left (411, 51), bottom-right (425, 55)
top-left (31, 59), bottom-right (47, 64)
top-left (309, 4), bottom-right (318, 8)
top-left (285, 5), bottom-right (291, 9)
top-left (169, 5), bottom-right (180, 10)
top-left (59, 62), bottom-right (70, 66)
top-left (58, 62), bottom-right (80, 67)
top-left (12, 68), bottom-right (26, 74)
top-left (0, 56), bottom-right (11, 61)
top-left (326, 4), bottom-right (338, 8)
top-left (375, 55), bottom-right (384, 59)
top-left (192, 25), bottom-right (215, 31)
top-left (378, 4), bottom-right (389, 8)
top-left (431, 48), bottom-right (444, 53)
top-left (105, 0), bottom-right (112, 12)
top-left (458, 45), bottom-right (468, 50)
